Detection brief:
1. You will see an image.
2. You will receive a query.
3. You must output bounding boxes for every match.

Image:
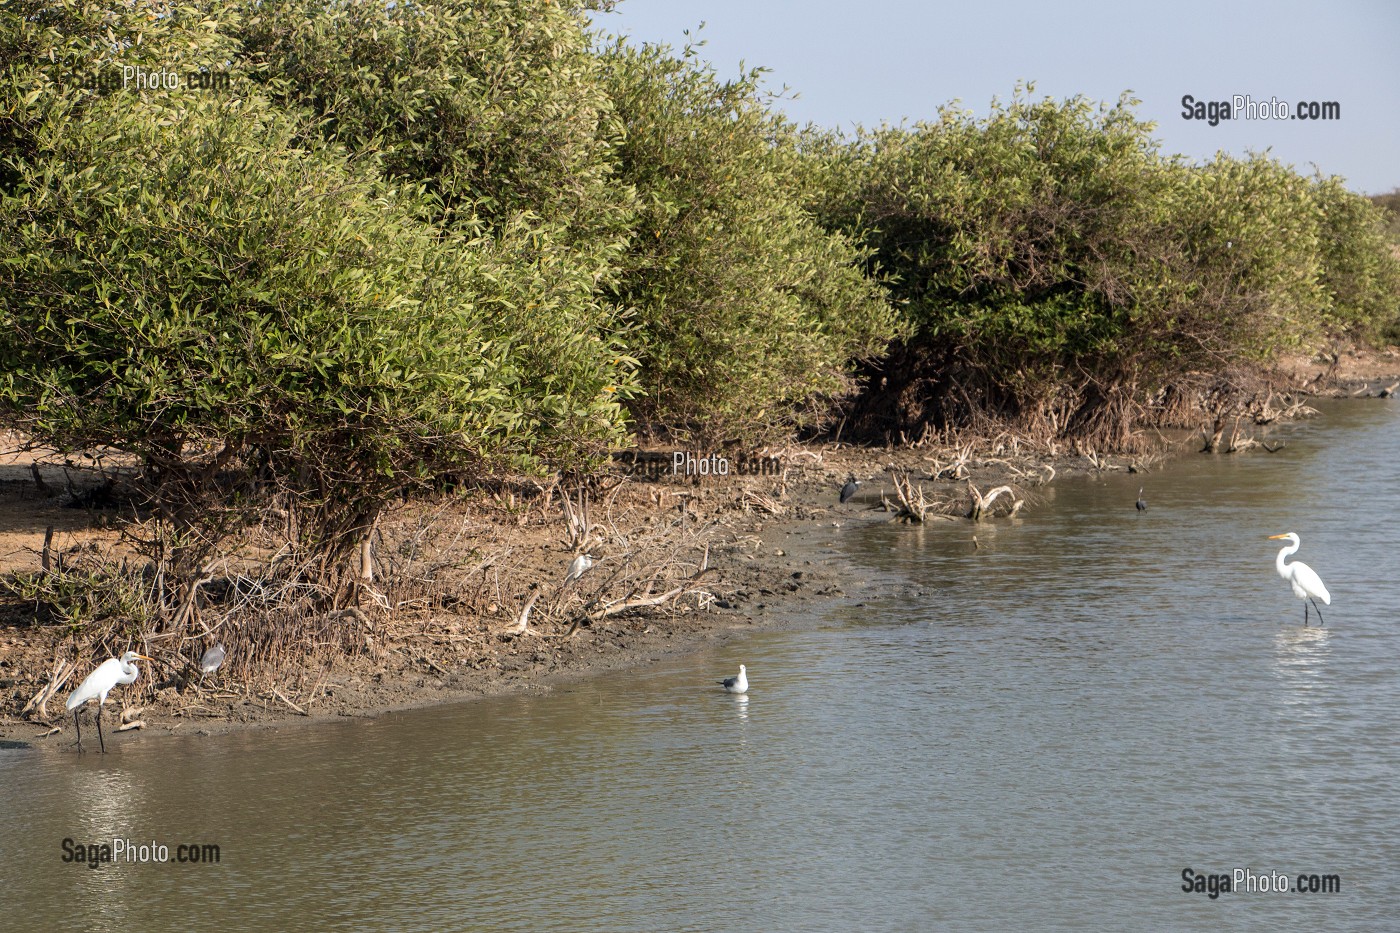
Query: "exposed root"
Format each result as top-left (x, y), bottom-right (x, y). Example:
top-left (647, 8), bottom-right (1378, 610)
top-left (966, 482), bottom-right (1024, 521)
top-left (888, 472), bottom-right (943, 523)
top-left (20, 658), bottom-right (74, 721)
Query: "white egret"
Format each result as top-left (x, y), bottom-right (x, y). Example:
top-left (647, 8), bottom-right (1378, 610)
top-left (564, 553), bottom-right (594, 584)
top-left (1269, 532), bottom-right (1331, 626)
top-left (198, 643), bottom-right (226, 686)
top-left (65, 651), bottom-right (152, 753)
top-left (718, 664), bottom-right (748, 694)
top-left (840, 478), bottom-right (862, 504)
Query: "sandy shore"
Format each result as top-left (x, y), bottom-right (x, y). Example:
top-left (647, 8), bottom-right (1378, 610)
top-left (1, 349), bottom-right (1396, 749)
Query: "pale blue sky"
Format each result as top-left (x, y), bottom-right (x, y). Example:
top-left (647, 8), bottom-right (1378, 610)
top-left (595, 0), bottom-right (1400, 194)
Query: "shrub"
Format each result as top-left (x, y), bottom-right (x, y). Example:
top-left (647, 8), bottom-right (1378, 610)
top-left (0, 3), bottom-right (631, 599)
top-left (811, 85), bottom-right (1400, 445)
top-left (598, 38), bottom-right (901, 442)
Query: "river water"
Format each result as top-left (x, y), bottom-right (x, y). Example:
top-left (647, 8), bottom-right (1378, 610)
top-left (4, 398), bottom-right (1397, 931)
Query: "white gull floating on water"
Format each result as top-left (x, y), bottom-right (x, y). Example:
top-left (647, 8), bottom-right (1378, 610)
top-left (719, 664), bottom-right (748, 694)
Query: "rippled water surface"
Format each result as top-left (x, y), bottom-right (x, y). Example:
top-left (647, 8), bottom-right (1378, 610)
top-left (4, 399), bottom-right (1398, 930)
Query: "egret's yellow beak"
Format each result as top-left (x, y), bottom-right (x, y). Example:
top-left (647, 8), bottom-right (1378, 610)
top-left (134, 654), bottom-right (155, 662)
top-left (1267, 534), bottom-right (1289, 540)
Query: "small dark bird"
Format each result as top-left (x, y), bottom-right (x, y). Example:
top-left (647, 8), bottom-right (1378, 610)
top-left (1135, 488), bottom-right (1147, 511)
top-left (839, 477), bottom-right (861, 504)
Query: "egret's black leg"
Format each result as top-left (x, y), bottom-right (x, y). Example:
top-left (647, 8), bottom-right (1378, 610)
top-left (1304, 602), bottom-right (1310, 626)
top-left (1311, 599), bottom-right (1326, 626)
top-left (73, 709), bottom-right (84, 752)
top-left (96, 705), bottom-right (106, 754)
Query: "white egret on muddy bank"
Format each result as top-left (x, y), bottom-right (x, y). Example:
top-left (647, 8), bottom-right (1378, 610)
top-left (65, 651), bottom-right (152, 753)
top-left (1269, 532), bottom-right (1331, 626)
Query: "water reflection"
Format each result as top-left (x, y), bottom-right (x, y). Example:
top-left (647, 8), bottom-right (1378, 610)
top-left (1274, 625), bottom-right (1332, 675)
top-left (729, 693), bottom-right (749, 724)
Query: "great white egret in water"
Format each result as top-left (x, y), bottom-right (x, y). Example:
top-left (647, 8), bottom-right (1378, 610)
top-left (564, 553), bottom-right (594, 584)
top-left (719, 664), bottom-right (748, 694)
top-left (65, 651), bottom-right (152, 753)
top-left (198, 643), bottom-right (226, 686)
top-left (840, 478), bottom-right (861, 504)
top-left (1269, 532), bottom-right (1330, 626)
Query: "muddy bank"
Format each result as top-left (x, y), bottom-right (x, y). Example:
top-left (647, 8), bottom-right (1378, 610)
top-left (1, 349), bottom-right (1396, 749)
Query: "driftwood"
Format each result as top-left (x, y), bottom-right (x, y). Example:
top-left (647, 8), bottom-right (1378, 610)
top-left (564, 545), bottom-right (714, 638)
top-left (966, 482), bottom-right (1022, 521)
top-left (926, 443), bottom-right (974, 480)
top-left (21, 658), bottom-right (74, 720)
top-left (741, 489), bottom-right (785, 515)
top-left (271, 687), bottom-right (307, 715)
top-left (889, 472), bottom-right (940, 523)
top-left (510, 590), bottom-right (541, 635)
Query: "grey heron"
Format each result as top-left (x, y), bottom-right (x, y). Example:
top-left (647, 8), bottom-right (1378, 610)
top-left (198, 643), bottom-right (226, 686)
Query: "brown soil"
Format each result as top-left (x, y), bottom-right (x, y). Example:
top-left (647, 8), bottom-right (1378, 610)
top-left (1, 347), bottom-right (1396, 749)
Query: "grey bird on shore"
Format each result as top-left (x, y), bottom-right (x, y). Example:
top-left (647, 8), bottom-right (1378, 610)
top-left (840, 477), bottom-right (861, 504)
top-left (719, 664), bottom-right (748, 694)
top-left (198, 643), bottom-right (226, 686)
top-left (564, 553), bottom-right (594, 584)
top-left (1135, 488), bottom-right (1147, 511)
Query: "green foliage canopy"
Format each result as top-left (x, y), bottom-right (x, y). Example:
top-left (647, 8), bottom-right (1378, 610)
top-left (599, 38), bottom-right (901, 442)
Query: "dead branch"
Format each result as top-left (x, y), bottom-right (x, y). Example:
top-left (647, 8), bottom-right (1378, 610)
top-left (510, 590), bottom-right (541, 635)
top-left (890, 471), bottom-right (936, 523)
top-left (570, 566), bottom-right (717, 634)
top-left (271, 687), bottom-right (307, 715)
top-left (967, 482), bottom-right (1023, 521)
top-left (741, 489), bottom-right (785, 515)
top-left (21, 659), bottom-right (74, 720)
top-left (561, 485), bottom-right (599, 552)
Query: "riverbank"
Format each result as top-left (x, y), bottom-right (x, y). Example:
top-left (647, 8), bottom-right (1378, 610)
top-left (1, 349), bottom-right (1396, 749)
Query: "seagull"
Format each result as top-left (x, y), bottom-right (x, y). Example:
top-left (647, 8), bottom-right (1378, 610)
top-left (840, 477), bottom-right (861, 504)
top-left (564, 553), bottom-right (594, 584)
top-left (198, 643), bottom-right (226, 686)
top-left (1135, 488), bottom-right (1147, 511)
top-left (719, 664), bottom-right (748, 694)
top-left (65, 651), bottom-right (152, 753)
